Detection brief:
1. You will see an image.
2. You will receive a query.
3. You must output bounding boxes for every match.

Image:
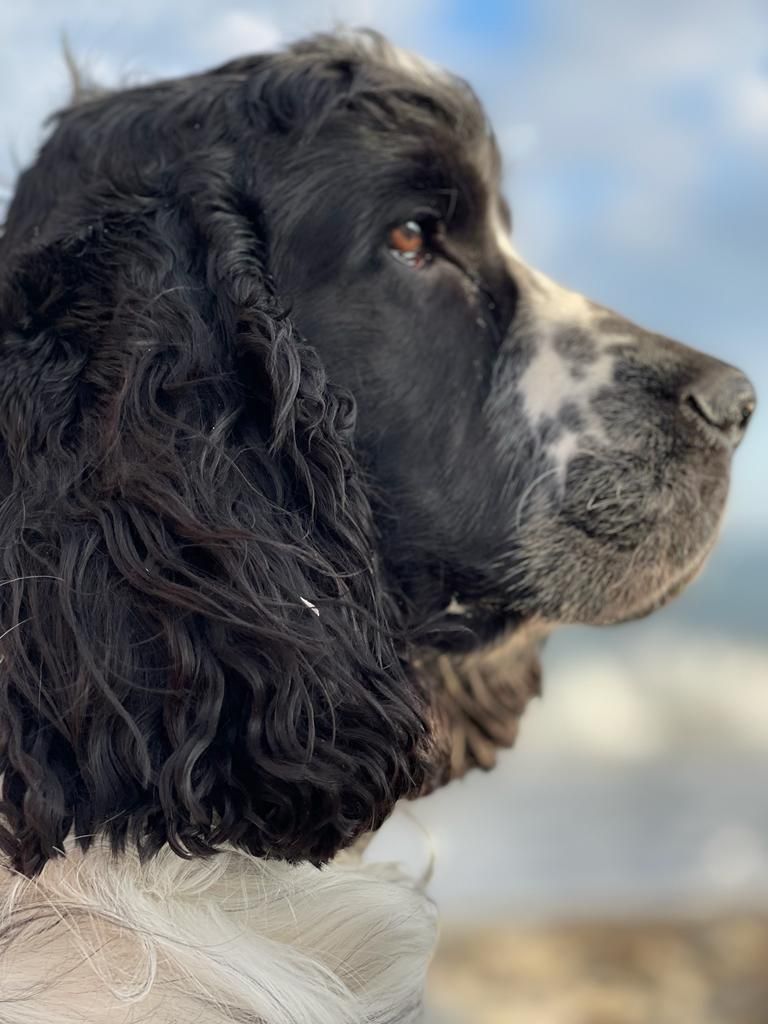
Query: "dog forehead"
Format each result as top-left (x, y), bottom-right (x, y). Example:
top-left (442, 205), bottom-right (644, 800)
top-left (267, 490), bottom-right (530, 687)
top-left (342, 32), bottom-right (492, 135)
top-left (364, 34), bottom-right (448, 83)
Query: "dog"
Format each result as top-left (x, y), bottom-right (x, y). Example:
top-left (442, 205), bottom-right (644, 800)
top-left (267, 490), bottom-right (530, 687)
top-left (0, 29), bottom-right (755, 1023)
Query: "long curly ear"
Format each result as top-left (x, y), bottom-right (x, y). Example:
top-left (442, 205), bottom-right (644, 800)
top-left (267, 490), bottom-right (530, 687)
top-left (0, 138), bottom-right (428, 875)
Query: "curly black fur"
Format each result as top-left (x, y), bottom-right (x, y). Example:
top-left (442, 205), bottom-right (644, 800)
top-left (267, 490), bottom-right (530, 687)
top-left (0, 41), bottom-right (440, 876)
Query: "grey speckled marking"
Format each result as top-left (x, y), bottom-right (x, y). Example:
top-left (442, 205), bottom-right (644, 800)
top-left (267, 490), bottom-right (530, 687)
top-left (488, 210), bottom-right (644, 483)
top-left (553, 327), bottom-right (599, 367)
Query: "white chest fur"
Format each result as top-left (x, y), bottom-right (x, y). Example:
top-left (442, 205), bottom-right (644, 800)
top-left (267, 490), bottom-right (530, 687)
top-left (0, 843), bottom-right (437, 1024)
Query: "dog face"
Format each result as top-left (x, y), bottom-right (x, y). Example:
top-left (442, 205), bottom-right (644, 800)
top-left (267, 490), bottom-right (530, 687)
top-left (261, 35), bottom-right (755, 630)
top-left (0, 31), bottom-right (755, 872)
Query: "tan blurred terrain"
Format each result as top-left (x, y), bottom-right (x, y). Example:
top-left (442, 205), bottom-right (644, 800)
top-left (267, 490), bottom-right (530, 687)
top-left (429, 915), bottom-right (768, 1024)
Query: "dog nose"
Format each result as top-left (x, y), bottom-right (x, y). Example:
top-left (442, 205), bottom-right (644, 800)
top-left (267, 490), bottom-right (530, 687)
top-left (682, 364), bottom-right (756, 448)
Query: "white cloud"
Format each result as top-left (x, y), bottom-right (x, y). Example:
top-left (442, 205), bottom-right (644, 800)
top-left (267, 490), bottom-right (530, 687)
top-left (0, 0), bottom-right (442, 181)
top-left (204, 10), bottom-right (283, 59)
top-left (487, 0), bottom-right (768, 262)
top-left (521, 634), bottom-right (768, 761)
top-left (726, 71), bottom-right (768, 143)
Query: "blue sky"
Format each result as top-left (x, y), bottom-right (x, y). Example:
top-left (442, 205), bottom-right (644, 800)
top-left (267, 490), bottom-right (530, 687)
top-left (2, 0), bottom-right (766, 538)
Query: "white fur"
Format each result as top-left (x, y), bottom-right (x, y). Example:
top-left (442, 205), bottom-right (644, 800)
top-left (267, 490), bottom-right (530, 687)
top-left (350, 30), bottom-right (447, 86)
top-left (0, 842), bottom-right (437, 1024)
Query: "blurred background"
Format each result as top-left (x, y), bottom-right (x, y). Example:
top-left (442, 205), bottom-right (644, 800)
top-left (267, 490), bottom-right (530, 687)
top-left (2, 2), bottom-right (766, 1021)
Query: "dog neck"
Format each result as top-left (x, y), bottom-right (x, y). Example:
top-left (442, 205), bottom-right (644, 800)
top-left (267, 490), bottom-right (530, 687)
top-left (0, 840), bottom-right (436, 1024)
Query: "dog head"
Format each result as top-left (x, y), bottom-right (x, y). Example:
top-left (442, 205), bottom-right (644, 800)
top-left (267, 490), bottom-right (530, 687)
top-left (258, 33), bottom-right (755, 630)
top-left (0, 31), bottom-right (754, 873)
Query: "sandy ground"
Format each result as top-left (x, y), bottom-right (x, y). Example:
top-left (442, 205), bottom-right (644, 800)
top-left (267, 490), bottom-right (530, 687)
top-left (427, 915), bottom-right (768, 1024)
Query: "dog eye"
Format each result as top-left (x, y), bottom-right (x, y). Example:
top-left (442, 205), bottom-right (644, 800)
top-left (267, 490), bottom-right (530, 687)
top-left (388, 220), bottom-right (433, 268)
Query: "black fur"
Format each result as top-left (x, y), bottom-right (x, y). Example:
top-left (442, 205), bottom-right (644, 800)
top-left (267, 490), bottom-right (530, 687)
top-left (0, 37), bottom-right (440, 875)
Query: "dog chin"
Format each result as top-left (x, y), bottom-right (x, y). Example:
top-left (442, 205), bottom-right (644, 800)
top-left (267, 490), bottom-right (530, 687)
top-left (506, 505), bottom-right (725, 630)
top-left (597, 535), bottom-right (720, 626)
top-left (443, 526), bottom-right (718, 640)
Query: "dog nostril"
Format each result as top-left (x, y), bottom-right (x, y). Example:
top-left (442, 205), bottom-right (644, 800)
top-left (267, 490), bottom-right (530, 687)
top-left (682, 366), bottom-right (757, 448)
top-left (739, 395), bottom-right (757, 430)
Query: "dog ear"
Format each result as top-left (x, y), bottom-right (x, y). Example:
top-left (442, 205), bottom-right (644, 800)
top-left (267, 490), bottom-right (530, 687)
top-left (0, 124), bottom-right (429, 875)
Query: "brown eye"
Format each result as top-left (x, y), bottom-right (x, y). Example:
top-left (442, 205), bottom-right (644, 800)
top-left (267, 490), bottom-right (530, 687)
top-left (389, 220), bottom-right (423, 252)
top-left (388, 219), bottom-right (430, 267)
